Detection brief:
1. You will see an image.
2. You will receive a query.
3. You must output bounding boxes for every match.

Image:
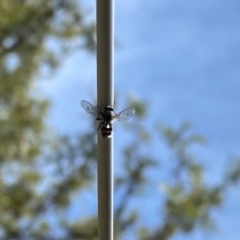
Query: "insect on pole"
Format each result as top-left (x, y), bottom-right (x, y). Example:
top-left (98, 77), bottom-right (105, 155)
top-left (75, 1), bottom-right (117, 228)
top-left (97, 0), bottom-right (114, 239)
top-left (81, 0), bottom-right (135, 239)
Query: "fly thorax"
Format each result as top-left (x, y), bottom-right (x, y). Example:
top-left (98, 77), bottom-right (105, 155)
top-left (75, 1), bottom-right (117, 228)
top-left (104, 106), bottom-right (115, 122)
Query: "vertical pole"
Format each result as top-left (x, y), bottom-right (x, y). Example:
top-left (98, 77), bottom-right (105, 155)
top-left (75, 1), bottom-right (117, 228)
top-left (96, 0), bottom-right (114, 240)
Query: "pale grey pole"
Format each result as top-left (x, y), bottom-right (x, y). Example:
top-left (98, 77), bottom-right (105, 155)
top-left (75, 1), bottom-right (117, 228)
top-left (96, 0), bottom-right (114, 239)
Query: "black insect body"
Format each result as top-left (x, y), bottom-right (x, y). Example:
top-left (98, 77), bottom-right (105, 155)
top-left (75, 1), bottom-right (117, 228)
top-left (95, 105), bottom-right (115, 138)
top-left (100, 122), bottom-right (113, 138)
top-left (81, 100), bottom-right (135, 138)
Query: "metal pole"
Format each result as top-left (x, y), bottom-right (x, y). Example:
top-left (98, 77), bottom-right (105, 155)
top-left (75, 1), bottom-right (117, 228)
top-left (96, 0), bottom-right (114, 239)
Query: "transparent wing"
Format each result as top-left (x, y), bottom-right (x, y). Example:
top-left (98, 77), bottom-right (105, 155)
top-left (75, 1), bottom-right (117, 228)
top-left (115, 108), bottom-right (135, 122)
top-left (81, 100), bottom-right (100, 118)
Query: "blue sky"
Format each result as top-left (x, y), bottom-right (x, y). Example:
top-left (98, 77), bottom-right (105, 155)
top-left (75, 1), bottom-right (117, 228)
top-left (39, 0), bottom-right (240, 239)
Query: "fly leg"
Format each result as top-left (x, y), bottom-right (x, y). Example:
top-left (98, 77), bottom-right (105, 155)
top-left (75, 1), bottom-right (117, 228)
top-left (97, 121), bottom-right (104, 130)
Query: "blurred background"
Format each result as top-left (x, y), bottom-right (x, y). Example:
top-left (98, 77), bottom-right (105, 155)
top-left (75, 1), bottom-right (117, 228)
top-left (0, 0), bottom-right (240, 239)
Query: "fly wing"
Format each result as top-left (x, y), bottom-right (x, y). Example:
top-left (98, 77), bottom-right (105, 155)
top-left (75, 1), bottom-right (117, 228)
top-left (81, 100), bottom-right (101, 118)
top-left (115, 108), bottom-right (135, 122)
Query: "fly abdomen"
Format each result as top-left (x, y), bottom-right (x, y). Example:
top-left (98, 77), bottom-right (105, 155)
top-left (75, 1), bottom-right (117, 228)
top-left (101, 123), bottom-right (113, 138)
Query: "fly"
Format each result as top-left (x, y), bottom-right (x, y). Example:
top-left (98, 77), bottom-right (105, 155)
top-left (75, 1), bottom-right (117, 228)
top-left (81, 100), bottom-right (135, 138)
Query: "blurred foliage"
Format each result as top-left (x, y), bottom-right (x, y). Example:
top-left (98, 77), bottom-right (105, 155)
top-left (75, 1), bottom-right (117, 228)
top-left (1, 1), bottom-right (240, 240)
top-left (138, 123), bottom-right (236, 240)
